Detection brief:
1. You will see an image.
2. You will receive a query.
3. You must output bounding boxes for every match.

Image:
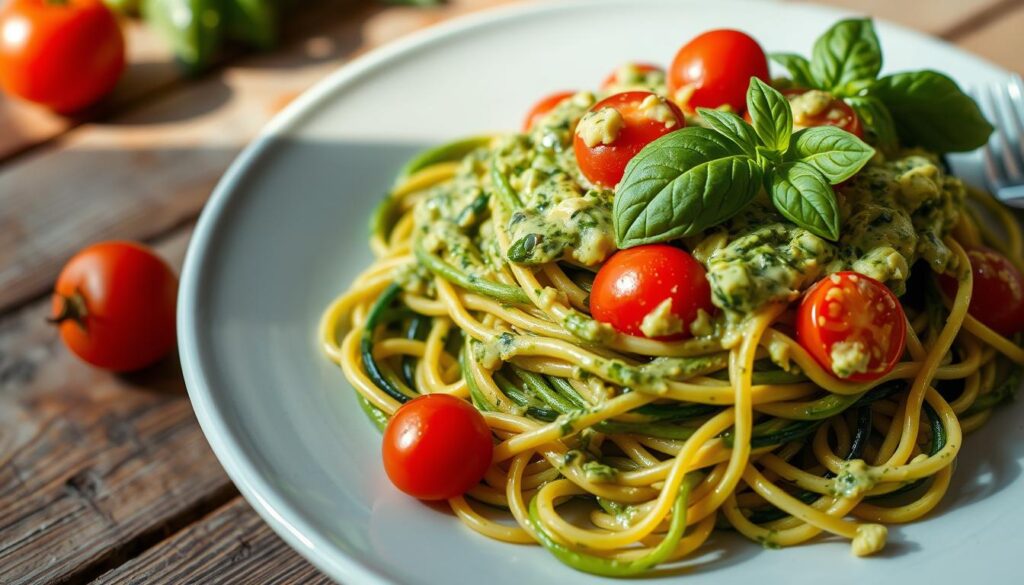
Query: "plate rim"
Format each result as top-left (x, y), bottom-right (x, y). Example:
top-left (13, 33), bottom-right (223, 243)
top-left (177, 1), bottom-right (1012, 583)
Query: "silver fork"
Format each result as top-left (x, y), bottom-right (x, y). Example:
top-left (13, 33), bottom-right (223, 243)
top-left (969, 75), bottom-right (1024, 205)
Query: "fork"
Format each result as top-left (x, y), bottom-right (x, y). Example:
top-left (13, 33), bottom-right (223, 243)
top-left (969, 75), bottom-right (1024, 205)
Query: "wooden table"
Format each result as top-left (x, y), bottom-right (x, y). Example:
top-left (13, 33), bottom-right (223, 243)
top-left (1, 0), bottom-right (1021, 582)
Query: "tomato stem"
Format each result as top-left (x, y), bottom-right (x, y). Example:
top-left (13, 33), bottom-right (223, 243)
top-left (48, 291), bottom-right (88, 327)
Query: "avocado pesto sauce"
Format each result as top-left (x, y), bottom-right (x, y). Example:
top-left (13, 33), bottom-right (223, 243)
top-left (412, 89), bottom-right (965, 320)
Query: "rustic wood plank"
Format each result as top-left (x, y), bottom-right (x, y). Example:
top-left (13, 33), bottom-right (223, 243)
top-left (0, 227), bottom-right (244, 585)
top-left (0, 19), bottom-right (180, 162)
top-left (954, 4), bottom-right (1024, 75)
top-left (789, 0), bottom-right (1014, 37)
top-left (89, 497), bottom-right (330, 585)
top-left (0, 0), bottom-right (509, 317)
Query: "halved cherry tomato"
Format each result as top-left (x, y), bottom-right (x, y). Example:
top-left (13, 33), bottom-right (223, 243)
top-left (573, 91), bottom-right (684, 188)
top-left (796, 272), bottom-right (906, 381)
top-left (0, 0), bottom-right (125, 113)
top-left (589, 244), bottom-right (714, 339)
top-left (601, 62), bottom-right (664, 90)
top-left (784, 88), bottom-right (863, 138)
top-left (51, 241), bottom-right (178, 371)
top-left (523, 90), bottom-right (575, 132)
top-left (382, 394), bottom-right (493, 501)
top-left (667, 29), bottom-right (768, 113)
top-left (938, 246), bottom-right (1024, 336)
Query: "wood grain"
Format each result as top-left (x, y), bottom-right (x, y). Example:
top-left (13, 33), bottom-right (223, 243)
top-left (0, 228), bottom-right (242, 585)
top-left (797, 0), bottom-right (1014, 37)
top-left (955, 4), bottom-right (1024, 75)
top-left (90, 497), bottom-right (332, 585)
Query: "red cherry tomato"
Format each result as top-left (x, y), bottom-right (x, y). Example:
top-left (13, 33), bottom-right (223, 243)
top-left (382, 394), bottom-right (493, 501)
top-left (601, 62), bottom-right (664, 89)
top-left (589, 244), bottom-right (714, 339)
top-left (573, 91), bottom-right (685, 188)
top-left (523, 90), bottom-right (576, 132)
top-left (796, 272), bottom-right (906, 381)
top-left (938, 247), bottom-right (1024, 336)
top-left (667, 29), bottom-right (768, 113)
top-left (0, 0), bottom-right (125, 113)
top-left (51, 241), bottom-right (178, 372)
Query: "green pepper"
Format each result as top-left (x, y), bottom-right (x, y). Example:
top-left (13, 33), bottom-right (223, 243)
top-left (143, 0), bottom-right (225, 73)
top-left (225, 0), bottom-right (278, 50)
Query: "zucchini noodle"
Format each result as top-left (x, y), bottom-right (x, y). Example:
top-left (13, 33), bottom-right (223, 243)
top-left (319, 127), bottom-right (1023, 575)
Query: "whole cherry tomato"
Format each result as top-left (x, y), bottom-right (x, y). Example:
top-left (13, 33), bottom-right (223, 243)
top-left (51, 241), bottom-right (178, 371)
top-left (666, 29), bottom-right (769, 113)
top-left (0, 0), bottom-right (125, 113)
top-left (573, 91), bottom-right (685, 188)
top-left (796, 272), bottom-right (906, 381)
top-left (382, 394), bottom-right (493, 501)
top-left (938, 246), bottom-right (1024, 336)
top-left (589, 244), bottom-right (714, 339)
top-left (523, 90), bottom-right (576, 132)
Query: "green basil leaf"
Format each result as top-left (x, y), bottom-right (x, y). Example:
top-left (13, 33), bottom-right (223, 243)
top-left (746, 78), bottom-right (792, 152)
top-left (869, 71), bottom-right (993, 152)
top-left (614, 128), bottom-right (763, 247)
top-left (810, 18), bottom-right (882, 94)
top-left (696, 108), bottom-right (759, 157)
top-left (843, 95), bottom-right (898, 154)
top-left (769, 161), bottom-right (840, 241)
top-left (787, 126), bottom-right (875, 184)
top-left (770, 53), bottom-right (818, 89)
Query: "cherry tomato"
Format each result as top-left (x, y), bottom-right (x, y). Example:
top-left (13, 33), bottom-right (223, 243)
top-left (523, 90), bottom-right (576, 132)
top-left (51, 241), bottom-right (178, 372)
top-left (601, 62), bottom-right (664, 90)
top-left (796, 272), bottom-right (906, 381)
top-left (667, 29), bottom-right (768, 113)
top-left (382, 394), bottom-right (493, 501)
top-left (573, 91), bottom-right (685, 188)
top-left (938, 247), bottom-right (1024, 336)
top-left (0, 0), bottom-right (125, 113)
top-left (589, 244), bottom-right (714, 339)
top-left (784, 89), bottom-right (863, 138)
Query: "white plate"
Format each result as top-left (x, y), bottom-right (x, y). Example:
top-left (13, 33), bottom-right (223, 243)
top-left (178, 1), bottom-right (1024, 583)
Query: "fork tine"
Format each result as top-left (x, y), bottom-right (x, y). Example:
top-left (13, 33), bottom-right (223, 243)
top-left (972, 86), bottom-right (1005, 189)
top-left (987, 84), bottom-right (1024, 183)
top-left (1004, 74), bottom-right (1024, 174)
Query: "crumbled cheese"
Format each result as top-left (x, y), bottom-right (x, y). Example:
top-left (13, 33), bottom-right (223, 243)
top-left (829, 340), bottom-right (871, 378)
top-left (576, 107), bottom-right (624, 147)
top-left (690, 309), bottom-right (714, 337)
top-left (639, 298), bottom-right (685, 338)
top-left (851, 524), bottom-right (887, 557)
top-left (834, 459), bottom-right (880, 498)
top-left (638, 94), bottom-right (678, 128)
top-left (672, 84), bottom-right (697, 110)
top-left (789, 89), bottom-right (833, 126)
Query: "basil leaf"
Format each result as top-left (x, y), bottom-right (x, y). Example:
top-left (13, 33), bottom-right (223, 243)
top-left (614, 128), bottom-right (763, 247)
top-left (770, 53), bottom-right (818, 89)
top-left (810, 18), bottom-right (882, 94)
top-left (869, 71), bottom-right (993, 152)
top-left (843, 95), bottom-right (898, 154)
top-left (787, 126), bottom-right (875, 184)
top-left (697, 108), bottom-right (759, 157)
top-left (768, 161), bottom-right (840, 241)
top-left (746, 78), bottom-right (792, 152)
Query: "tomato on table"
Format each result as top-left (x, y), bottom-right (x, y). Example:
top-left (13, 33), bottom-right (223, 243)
top-left (51, 241), bottom-right (178, 371)
top-left (573, 91), bottom-right (685, 188)
top-left (0, 0), bottom-right (125, 113)
top-left (589, 244), bottom-right (714, 340)
top-left (938, 247), bottom-right (1024, 336)
top-left (796, 272), bottom-right (906, 381)
top-left (382, 394), bottom-right (493, 501)
top-left (601, 62), bottom-right (664, 90)
top-left (666, 29), bottom-right (768, 113)
top-left (523, 90), bottom-right (576, 132)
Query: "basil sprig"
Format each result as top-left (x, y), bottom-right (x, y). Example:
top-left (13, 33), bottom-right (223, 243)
top-left (770, 18), bottom-right (992, 153)
top-left (613, 78), bottom-right (873, 248)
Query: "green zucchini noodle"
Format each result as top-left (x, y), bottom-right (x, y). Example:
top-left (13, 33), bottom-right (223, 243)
top-left (318, 86), bottom-right (1024, 575)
